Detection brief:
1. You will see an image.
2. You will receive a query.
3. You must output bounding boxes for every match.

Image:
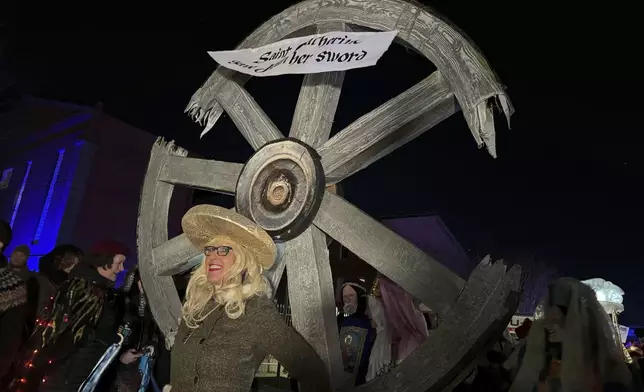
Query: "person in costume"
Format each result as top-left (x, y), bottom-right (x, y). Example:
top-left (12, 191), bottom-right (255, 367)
top-left (0, 219), bottom-right (12, 267)
top-left (168, 204), bottom-right (331, 392)
top-left (0, 267), bottom-right (28, 384)
top-left (111, 267), bottom-right (162, 392)
top-left (337, 279), bottom-right (376, 386)
top-left (365, 277), bottom-right (394, 382)
top-left (7, 240), bottom-right (128, 392)
top-left (34, 244), bottom-right (83, 321)
top-left (510, 278), bottom-right (632, 392)
top-left (378, 275), bottom-right (429, 364)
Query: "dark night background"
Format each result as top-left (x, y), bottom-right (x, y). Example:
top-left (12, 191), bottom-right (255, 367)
top-left (2, 1), bottom-right (642, 323)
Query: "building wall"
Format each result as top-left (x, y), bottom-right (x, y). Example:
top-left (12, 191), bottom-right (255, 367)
top-left (72, 110), bottom-right (193, 272)
top-left (382, 215), bottom-right (474, 279)
top-left (0, 122), bottom-right (88, 269)
top-left (0, 98), bottom-right (193, 276)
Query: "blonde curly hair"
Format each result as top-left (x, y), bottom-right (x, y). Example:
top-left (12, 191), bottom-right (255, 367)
top-left (181, 240), bottom-right (266, 328)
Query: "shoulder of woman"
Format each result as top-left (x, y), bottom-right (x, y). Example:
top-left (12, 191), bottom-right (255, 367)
top-left (244, 293), bottom-right (277, 317)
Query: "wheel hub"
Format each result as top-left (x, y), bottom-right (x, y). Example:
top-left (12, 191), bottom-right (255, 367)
top-left (235, 138), bottom-right (325, 241)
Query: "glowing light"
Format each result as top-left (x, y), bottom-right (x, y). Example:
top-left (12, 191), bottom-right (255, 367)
top-left (582, 278), bottom-right (625, 314)
top-left (34, 149), bottom-right (65, 242)
top-left (10, 161), bottom-right (32, 226)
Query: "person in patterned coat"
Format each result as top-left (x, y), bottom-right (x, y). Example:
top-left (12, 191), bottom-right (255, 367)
top-left (0, 267), bottom-right (28, 384)
top-left (7, 240), bottom-right (128, 392)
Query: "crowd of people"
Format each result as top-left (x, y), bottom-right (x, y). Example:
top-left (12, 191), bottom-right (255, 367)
top-left (0, 221), bottom-right (164, 392)
top-left (1, 207), bottom-right (643, 392)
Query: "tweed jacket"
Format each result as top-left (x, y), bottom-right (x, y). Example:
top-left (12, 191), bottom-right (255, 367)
top-left (171, 294), bottom-right (331, 392)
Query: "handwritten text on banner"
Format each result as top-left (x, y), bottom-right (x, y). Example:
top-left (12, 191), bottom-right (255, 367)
top-left (208, 30), bottom-right (398, 77)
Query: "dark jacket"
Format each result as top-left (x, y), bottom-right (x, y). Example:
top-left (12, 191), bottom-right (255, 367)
top-left (7, 265), bottom-right (39, 332)
top-left (0, 268), bottom-right (27, 384)
top-left (7, 263), bottom-right (123, 392)
top-left (111, 277), bottom-right (161, 392)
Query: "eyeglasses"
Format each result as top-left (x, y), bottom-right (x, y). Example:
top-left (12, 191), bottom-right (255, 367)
top-left (204, 246), bottom-right (232, 256)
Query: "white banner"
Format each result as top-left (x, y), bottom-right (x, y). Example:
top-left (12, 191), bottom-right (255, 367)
top-left (208, 30), bottom-right (398, 77)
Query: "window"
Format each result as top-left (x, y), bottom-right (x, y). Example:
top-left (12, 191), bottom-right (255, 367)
top-left (0, 168), bottom-right (13, 189)
top-left (10, 162), bottom-right (31, 226)
top-left (33, 149), bottom-right (64, 243)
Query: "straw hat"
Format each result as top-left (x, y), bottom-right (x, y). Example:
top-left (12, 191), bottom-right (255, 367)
top-left (181, 204), bottom-right (277, 269)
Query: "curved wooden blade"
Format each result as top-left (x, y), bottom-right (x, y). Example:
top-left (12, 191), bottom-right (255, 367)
top-left (313, 191), bottom-right (465, 316)
top-left (318, 72), bottom-right (458, 185)
top-left (289, 22), bottom-right (347, 148)
top-left (354, 258), bottom-right (522, 392)
top-left (158, 155), bottom-right (242, 194)
top-left (285, 226), bottom-right (344, 387)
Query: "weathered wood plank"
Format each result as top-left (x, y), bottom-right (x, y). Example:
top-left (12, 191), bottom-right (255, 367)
top-left (153, 233), bottom-right (201, 276)
top-left (313, 190), bottom-right (465, 315)
top-left (186, 0), bottom-right (512, 156)
top-left (215, 80), bottom-right (284, 150)
top-left (263, 242), bottom-right (286, 297)
top-left (286, 226), bottom-right (344, 387)
top-left (327, 94), bottom-right (458, 185)
top-left (158, 155), bottom-right (242, 194)
top-left (317, 72), bottom-right (457, 185)
top-left (355, 258), bottom-right (522, 392)
top-left (138, 138), bottom-right (185, 345)
top-left (289, 23), bottom-right (347, 148)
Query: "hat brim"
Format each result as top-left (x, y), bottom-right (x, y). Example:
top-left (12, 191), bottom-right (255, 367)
top-left (182, 205), bottom-right (276, 269)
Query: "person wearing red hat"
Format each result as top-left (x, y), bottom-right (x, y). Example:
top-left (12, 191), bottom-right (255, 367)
top-left (7, 240), bottom-right (129, 392)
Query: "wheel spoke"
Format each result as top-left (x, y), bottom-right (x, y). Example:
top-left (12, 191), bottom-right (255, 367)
top-left (216, 80), bottom-right (284, 150)
top-left (153, 234), bottom-right (202, 276)
top-left (313, 191), bottom-right (465, 315)
top-left (317, 72), bottom-right (458, 185)
top-left (289, 23), bottom-right (347, 148)
top-left (159, 155), bottom-right (242, 194)
top-left (285, 226), bottom-right (344, 385)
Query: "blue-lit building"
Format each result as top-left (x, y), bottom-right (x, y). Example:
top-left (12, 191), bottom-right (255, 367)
top-left (0, 96), bottom-right (191, 272)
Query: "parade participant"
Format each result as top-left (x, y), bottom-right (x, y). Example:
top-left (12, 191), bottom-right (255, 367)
top-left (111, 267), bottom-right (161, 392)
top-left (337, 278), bottom-right (376, 386)
top-left (0, 267), bottom-right (28, 384)
top-left (379, 275), bottom-right (429, 364)
top-left (510, 278), bottom-right (632, 392)
top-left (0, 220), bottom-right (11, 267)
top-left (35, 244), bottom-right (83, 320)
top-left (365, 277), bottom-right (394, 382)
top-left (7, 240), bottom-right (128, 392)
top-left (168, 204), bottom-right (331, 392)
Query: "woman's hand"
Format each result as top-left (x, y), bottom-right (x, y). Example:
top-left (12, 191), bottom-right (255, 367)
top-left (119, 348), bottom-right (143, 364)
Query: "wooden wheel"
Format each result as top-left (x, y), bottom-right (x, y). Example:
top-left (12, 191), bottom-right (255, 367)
top-left (138, 1), bottom-right (521, 391)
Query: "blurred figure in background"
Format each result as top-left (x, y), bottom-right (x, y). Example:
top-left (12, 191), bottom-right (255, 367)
top-left (7, 240), bottom-right (128, 392)
top-left (0, 267), bottom-right (27, 386)
top-left (7, 244), bottom-right (39, 332)
top-left (34, 244), bottom-right (83, 320)
top-left (0, 220), bottom-right (11, 267)
top-left (510, 278), bottom-right (632, 392)
top-left (337, 279), bottom-right (376, 386)
top-left (111, 267), bottom-right (162, 392)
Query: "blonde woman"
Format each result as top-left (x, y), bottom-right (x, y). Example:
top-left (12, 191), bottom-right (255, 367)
top-left (169, 204), bottom-right (331, 392)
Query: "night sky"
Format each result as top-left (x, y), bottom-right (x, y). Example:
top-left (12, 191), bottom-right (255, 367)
top-left (2, 1), bottom-right (642, 323)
